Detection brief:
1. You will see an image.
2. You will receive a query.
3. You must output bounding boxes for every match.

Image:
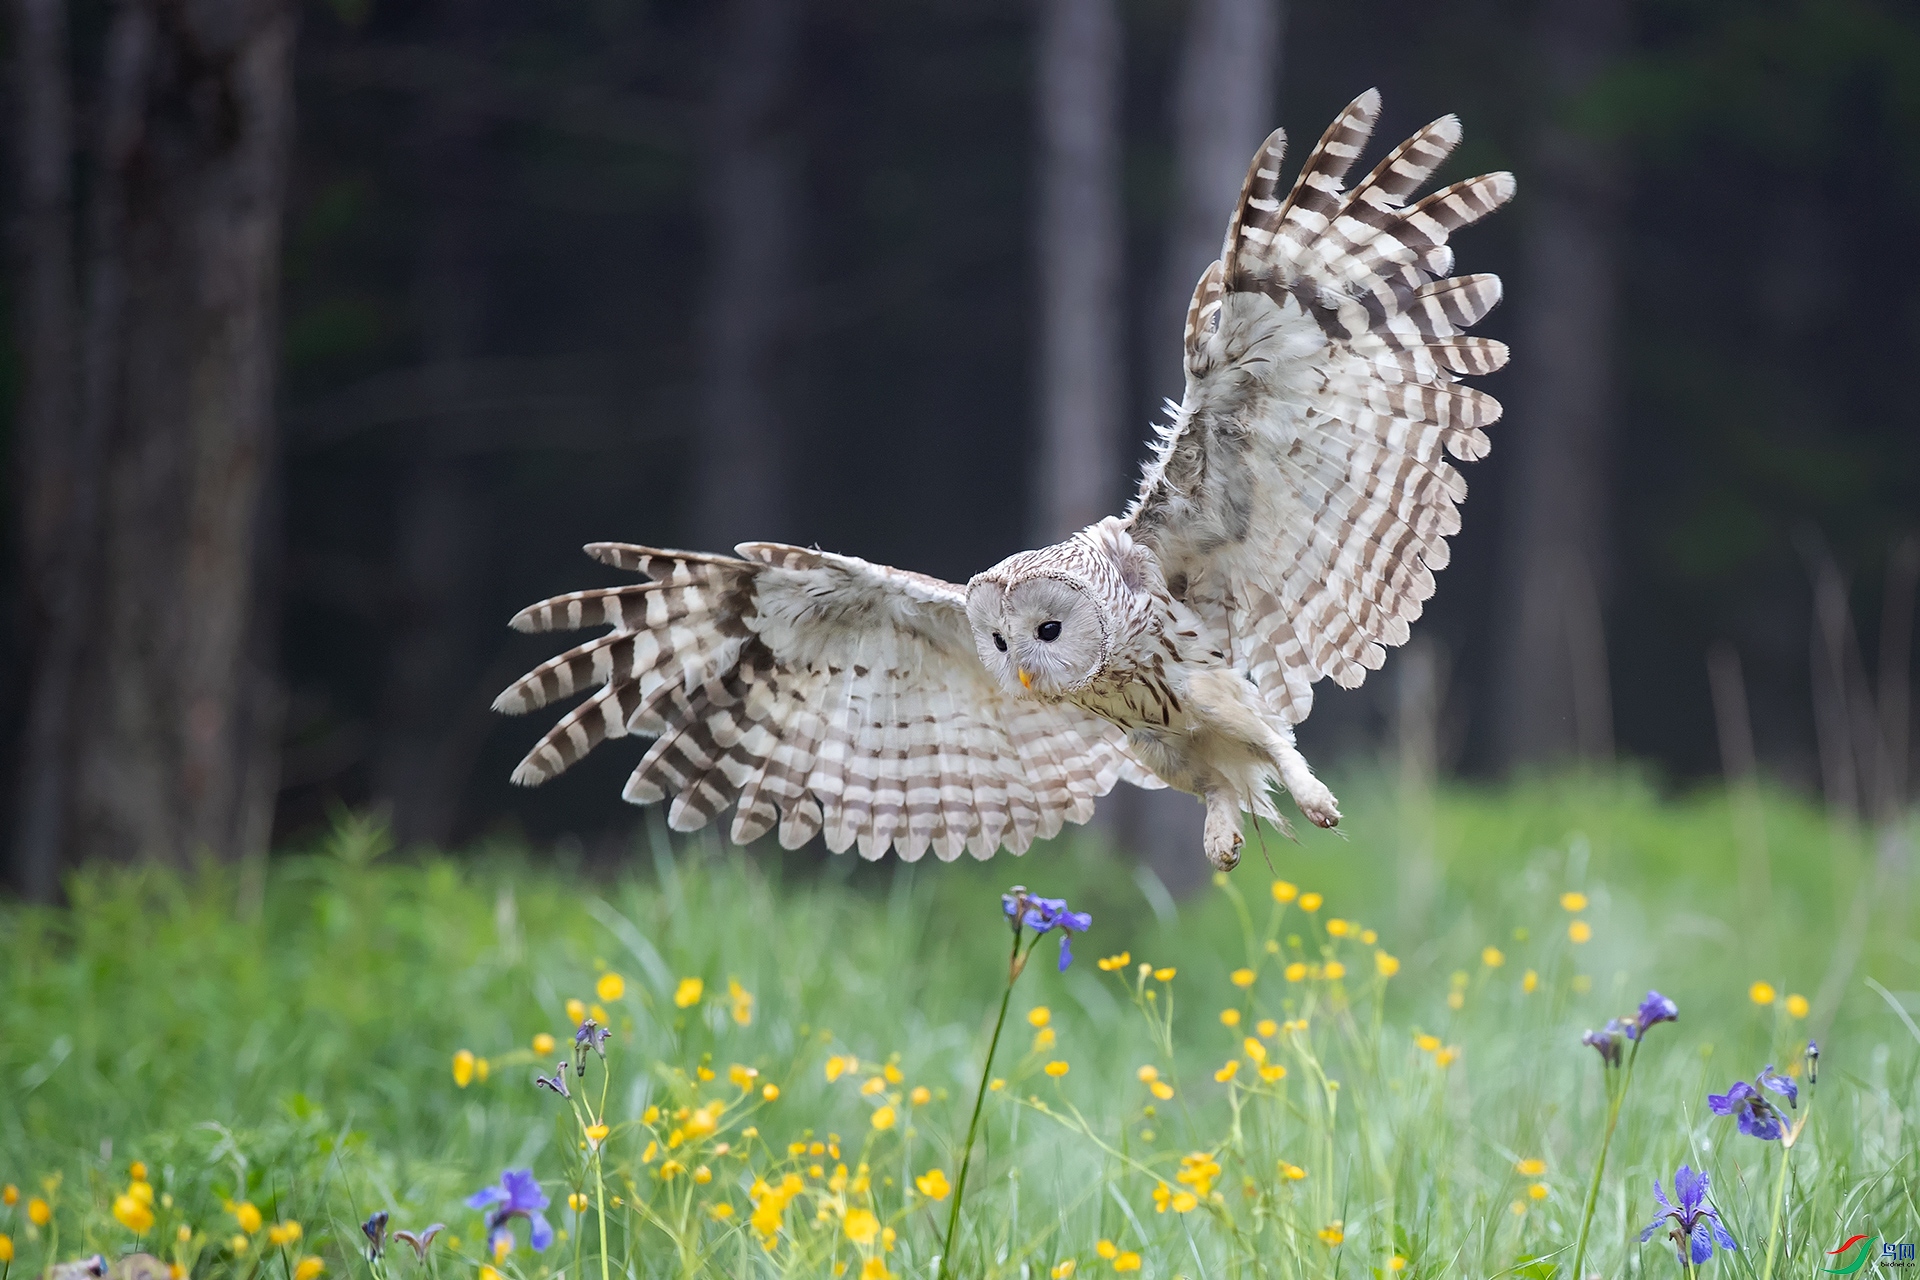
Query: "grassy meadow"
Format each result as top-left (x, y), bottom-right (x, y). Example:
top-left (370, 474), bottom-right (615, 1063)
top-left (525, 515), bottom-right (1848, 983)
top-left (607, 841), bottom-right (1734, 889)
top-left (1, 773), bottom-right (1916, 1280)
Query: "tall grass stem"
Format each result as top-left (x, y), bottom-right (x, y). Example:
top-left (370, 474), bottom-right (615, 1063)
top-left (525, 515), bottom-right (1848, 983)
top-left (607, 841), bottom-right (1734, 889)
top-left (1571, 1040), bottom-right (1639, 1280)
top-left (938, 927), bottom-right (1027, 1280)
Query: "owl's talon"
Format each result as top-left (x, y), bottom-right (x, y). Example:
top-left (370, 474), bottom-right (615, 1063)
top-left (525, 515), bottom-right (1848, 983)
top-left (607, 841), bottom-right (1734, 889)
top-left (1203, 791), bottom-right (1244, 871)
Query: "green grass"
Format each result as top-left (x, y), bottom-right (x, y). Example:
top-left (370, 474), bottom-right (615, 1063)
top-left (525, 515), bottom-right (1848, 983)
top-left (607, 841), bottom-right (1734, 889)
top-left (1, 773), bottom-right (1916, 1280)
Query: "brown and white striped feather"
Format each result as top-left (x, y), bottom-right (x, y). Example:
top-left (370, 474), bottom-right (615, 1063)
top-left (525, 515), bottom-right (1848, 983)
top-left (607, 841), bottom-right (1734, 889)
top-left (1128, 89), bottom-right (1513, 727)
top-left (496, 542), bottom-right (1154, 861)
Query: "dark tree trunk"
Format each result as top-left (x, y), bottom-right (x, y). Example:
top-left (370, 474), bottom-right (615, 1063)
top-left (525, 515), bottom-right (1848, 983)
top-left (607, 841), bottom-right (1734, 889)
top-left (1491, 0), bottom-right (1625, 769)
top-left (372, 0), bottom-right (494, 847)
top-left (690, 0), bottom-right (800, 551)
top-left (10, 0), bottom-right (81, 898)
top-left (49, 0), bottom-right (298, 870)
top-left (1031, 0), bottom-right (1123, 544)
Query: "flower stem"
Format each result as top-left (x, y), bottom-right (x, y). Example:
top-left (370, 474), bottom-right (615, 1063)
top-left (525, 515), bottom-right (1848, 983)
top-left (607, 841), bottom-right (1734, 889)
top-left (938, 927), bottom-right (1027, 1280)
top-left (1762, 1090), bottom-right (1814, 1280)
top-left (1572, 1040), bottom-right (1640, 1280)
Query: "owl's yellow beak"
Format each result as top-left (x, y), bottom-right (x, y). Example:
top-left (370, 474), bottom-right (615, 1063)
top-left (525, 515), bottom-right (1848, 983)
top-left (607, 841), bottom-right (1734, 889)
top-left (1017, 667), bottom-right (1033, 690)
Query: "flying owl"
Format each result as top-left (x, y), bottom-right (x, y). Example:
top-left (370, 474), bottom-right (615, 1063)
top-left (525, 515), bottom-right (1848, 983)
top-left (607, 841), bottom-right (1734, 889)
top-left (495, 90), bottom-right (1513, 871)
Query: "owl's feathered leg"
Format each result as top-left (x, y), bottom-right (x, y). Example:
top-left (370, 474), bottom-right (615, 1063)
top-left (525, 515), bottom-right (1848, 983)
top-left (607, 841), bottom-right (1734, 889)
top-left (1274, 742), bottom-right (1341, 830)
top-left (1203, 789), bottom-right (1245, 871)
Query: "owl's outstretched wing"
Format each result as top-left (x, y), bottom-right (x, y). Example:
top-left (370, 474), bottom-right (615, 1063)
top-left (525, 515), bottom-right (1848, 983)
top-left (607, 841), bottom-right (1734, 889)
top-left (494, 542), bottom-right (1160, 860)
top-left (1125, 89), bottom-right (1513, 726)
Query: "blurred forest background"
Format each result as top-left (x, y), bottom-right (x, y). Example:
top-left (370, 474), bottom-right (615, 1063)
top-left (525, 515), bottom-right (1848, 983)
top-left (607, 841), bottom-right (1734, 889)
top-left (3, 0), bottom-right (1918, 898)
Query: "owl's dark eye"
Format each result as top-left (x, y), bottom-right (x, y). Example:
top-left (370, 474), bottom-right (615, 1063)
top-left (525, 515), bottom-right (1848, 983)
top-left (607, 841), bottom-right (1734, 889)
top-left (992, 632), bottom-right (1008, 652)
top-left (1036, 621), bottom-right (1062, 642)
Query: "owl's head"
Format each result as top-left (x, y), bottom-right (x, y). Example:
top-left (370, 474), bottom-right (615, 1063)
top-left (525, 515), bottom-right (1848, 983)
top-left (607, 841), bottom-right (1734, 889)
top-left (965, 563), bottom-right (1113, 699)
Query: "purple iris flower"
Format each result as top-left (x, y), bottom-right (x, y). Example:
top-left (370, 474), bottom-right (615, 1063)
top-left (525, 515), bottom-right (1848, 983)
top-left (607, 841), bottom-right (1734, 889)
top-left (1581, 1017), bottom-right (1630, 1067)
top-left (466, 1169), bottom-right (553, 1253)
top-left (573, 1019), bottom-right (610, 1076)
top-left (1629, 990), bottom-right (1678, 1039)
top-left (393, 1224), bottom-right (444, 1261)
top-left (1002, 887), bottom-right (1092, 970)
top-left (1708, 1079), bottom-right (1786, 1140)
top-left (1757, 1064), bottom-right (1798, 1109)
top-left (1640, 1166), bottom-right (1736, 1264)
top-left (1806, 1040), bottom-right (1820, 1085)
top-left (535, 1063), bottom-right (571, 1099)
top-left (361, 1211), bottom-right (389, 1260)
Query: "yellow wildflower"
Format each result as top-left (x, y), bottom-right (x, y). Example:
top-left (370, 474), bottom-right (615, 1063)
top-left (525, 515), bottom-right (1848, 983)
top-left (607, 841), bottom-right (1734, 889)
top-left (1415, 1033), bottom-right (1441, 1052)
top-left (915, 1168), bottom-right (951, 1200)
top-left (475, 1057), bottom-right (490, 1082)
top-left (1028, 1006), bottom-right (1052, 1027)
top-left (728, 978), bottom-right (754, 1025)
top-left (1285, 962), bottom-right (1308, 982)
top-left (1298, 892), bottom-right (1323, 912)
top-left (585, 1123), bottom-right (610, 1146)
top-left (1750, 981), bottom-right (1777, 1006)
top-left (843, 1208), bottom-right (880, 1246)
top-left (0, 1236), bottom-right (12, 1263)
top-left (658, 1160), bottom-right (683, 1181)
top-left (1176, 1152), bottom-right (1222, 1197)
top-left (1561, 891), bottom-right (1588, 912)
top-left (728, 1063), bottom-right (759, 1090)
top-left (233, 1202), bottom-right (263, 1234)
top-left (641, 1141), bottom-right (658, 1163)
top-left (568, 1192), bottom-right (589, 1212)
top-left (1243, 1037), bottom-right (1267, 1063)
top-left (1150, 1079), bottom-right (1174, 1100)
top-left (452, 1049), bottom-right (476, 1088)
top-left (1324, 961), bottom-right (1347, 980)
top-left (266, 1221), bottom-right (302, 1247)
top-left (825, 1054), bottom-right (855, 1082)
top-left (1034, 1026), bottom-right (1056, 1051)
top-left (1259, 1064), bottom-right (1287, 1082)
top-left (114, 1193), bottom-right (155, 1234)
top-left (673, 977), bottom-right (703, 1008)
top-left (596, 972), bottom-right (626, 1001)
top-left (230, 1237), bottom-right (250, 1255)
top-left (1272, 880), bottom-right (1298, 902)
top-left (763, 1084), bottom-right (780, 1100)
top-left (479, 1268), bottom-right (501, 1280)
top-left (1214, 1060), bottom-right (1239, 1082)
top-left (989, 1078), bottom-right (1005, 1091)
top-left (910, 1085), bottom-right (931, 1106)
top-left (1052, 1262), bottom-right (1077, 1279)
top-left (1096, 1241), bottom-right (1119, 1260)
top-left (871, 1105), bottom-right (897, 1130)
top-left (566, 998), bottom-right (586, 1025)
top-left (1044, 1061), bottom-right (1070, 1078)
top-left (1113, 1252), bottom-right (1141, 1271)
top-left (1511, 1199), bottom-right (1528, 1216)
top-left (1331, 919), bottom-right (1355, 938)
top-left (687, 1102), bottom-right (722, 1137)
top-left (1230, 967), bottom-right (1256, 987)
top-left (177, 1226), bottom-right (192, 1244)
top-left (1787, 993), bottom-right (1810, 1018)
top-left (1279, 1161), bottom-right (1307, 1181)
top-left (1482, 946), bottom-right (1505, 968)
top-left (709, 1203), bottom-right (734, 1220)
top-left (1319, 1221), bottom-right (1345, 1246)
top-left (1256, 1018), bottom-right (1278, 1037)
top-left (294, 1259), bottom-right (324, 1280)
top-left (1, 1185), bottom-right (14, 1206)
top-left (1568, 920), bottom-right (1592, 944)
top-left (128, 1161), bottom-right (147, 1181)
top-left (1390, 1256), bottom-right (1407, 1271)
top-left (861, 1075), bottom-right (887, 1096)
top-left (1529, 1182), bottom-right (1549, 1200)
top-left (1435, 1046), bottom-right (1460, 1067)
top-left (1361, 928), bottom-right (1378, 944)
top-left (1220, 1008), bottom-right (1241, 1027)
top-left (1523, 969), bottom-right (1539, 993)
top-left (532, 1032), bottom-right (556, 1056)
top-left (1096, 951), bottom-right (1130, 971)
top-left (860, 1260), bottom-right (891, 1280)
top-left (587, 1006), bottom-right (606, 1025)
top-left (1516, 1158), bottom-right (1546, 1177)
top-left (1153, 967), bottom-right (1176, 981)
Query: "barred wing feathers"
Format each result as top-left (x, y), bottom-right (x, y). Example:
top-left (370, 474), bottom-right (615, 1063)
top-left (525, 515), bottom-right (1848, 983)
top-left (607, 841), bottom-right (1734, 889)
top-left (1127, 89), bottom-right (1512, 726)
top-left (495, 543), bottom-right (1157, 861)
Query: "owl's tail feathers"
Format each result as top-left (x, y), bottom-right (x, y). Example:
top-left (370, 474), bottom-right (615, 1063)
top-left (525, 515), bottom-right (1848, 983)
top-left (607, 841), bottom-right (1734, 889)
top-left (494, 546), bottom-right (757, 787)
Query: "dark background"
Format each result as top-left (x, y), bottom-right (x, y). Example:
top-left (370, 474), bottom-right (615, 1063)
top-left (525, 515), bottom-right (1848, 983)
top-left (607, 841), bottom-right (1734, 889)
top-left (6, 0), bottom-right (1918, 891)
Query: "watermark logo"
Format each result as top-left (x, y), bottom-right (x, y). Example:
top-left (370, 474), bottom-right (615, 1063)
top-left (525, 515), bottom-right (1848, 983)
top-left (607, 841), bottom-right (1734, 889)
top-left (1829, 1237), bottom-right (1878, 1274)
top-left (1827, 1236), bottom-right (1916, 1272)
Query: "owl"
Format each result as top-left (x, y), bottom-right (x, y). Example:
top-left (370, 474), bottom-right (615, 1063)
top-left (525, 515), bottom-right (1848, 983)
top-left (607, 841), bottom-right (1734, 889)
top-left (495, 90), bottom-right (1512, 871)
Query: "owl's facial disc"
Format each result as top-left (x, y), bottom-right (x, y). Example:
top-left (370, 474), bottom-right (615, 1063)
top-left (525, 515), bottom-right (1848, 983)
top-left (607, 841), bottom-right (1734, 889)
top-left (965, 574), bottom-right (1108, 698)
